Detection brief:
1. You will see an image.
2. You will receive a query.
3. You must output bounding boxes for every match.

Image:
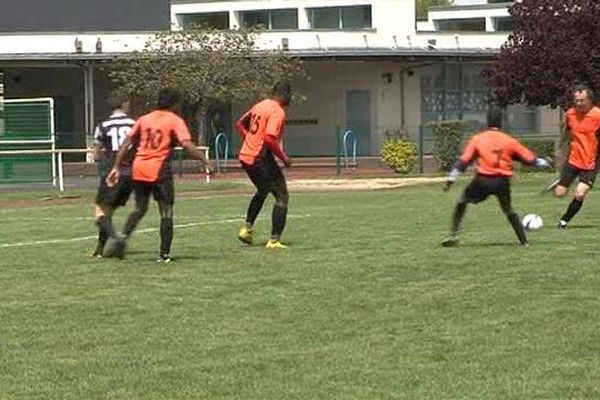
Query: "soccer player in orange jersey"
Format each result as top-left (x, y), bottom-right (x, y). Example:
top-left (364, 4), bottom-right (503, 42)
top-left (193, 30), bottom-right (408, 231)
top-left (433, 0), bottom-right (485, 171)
top-left (235, 81), bottom-right (292, 249)
top-left (550, 85), bottom-right (600, 228)
top-left (443, 104), bottom-right (550, 247)
top-left (105, 88), bottom-right (212, 262)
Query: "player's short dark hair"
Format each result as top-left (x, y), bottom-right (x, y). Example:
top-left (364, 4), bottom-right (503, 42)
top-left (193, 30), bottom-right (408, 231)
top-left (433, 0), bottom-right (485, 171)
top-left (487, 104), bottom-right (504, 128)
top-left (107, 92), bottom-right (129, 110)
top-left (157, 88), bottom-right (181, 110)
top-left (272, 81), bottom-right (292, 105)
top-left (571, 84), bottom-right (595, 102)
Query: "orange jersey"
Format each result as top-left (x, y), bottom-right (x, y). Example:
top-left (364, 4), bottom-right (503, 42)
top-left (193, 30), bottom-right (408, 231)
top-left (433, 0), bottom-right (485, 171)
top-left (459, 129), bottom-right (535, 177)
top-left (128, 110), bottom-right (192, 182)
top-left (565, 106), bottom-right (600, 170)
top-left (238, 99), bottom-right (286, 165)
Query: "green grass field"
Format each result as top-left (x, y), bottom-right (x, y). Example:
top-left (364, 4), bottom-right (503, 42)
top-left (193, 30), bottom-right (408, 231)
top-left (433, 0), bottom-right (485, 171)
top-left (2, 174), bottom-right (600, 399)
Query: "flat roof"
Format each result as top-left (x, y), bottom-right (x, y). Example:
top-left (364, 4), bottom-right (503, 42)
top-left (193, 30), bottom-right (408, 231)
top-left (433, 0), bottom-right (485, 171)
top-left (0, 47), bottom-right (498, 64)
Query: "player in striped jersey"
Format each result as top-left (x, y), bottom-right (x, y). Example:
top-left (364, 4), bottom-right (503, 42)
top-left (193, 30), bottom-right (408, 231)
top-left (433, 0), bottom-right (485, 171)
top-left (91, 93), bottom-right (136, 258)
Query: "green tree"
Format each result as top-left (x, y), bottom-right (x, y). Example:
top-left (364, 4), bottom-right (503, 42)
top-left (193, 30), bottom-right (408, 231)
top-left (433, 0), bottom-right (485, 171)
top-left (416, 0), bottom-right (451, 20)
top-left (110, 27), bottom-right (305, 143)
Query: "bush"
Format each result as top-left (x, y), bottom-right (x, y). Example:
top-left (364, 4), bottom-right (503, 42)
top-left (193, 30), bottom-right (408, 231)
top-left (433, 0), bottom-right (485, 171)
top-left (520, 139), bottom-right (557, 172)
top-left (380, 138), bottom-right (417, 174)
top-left (433, 121), bottom-right (463, 172)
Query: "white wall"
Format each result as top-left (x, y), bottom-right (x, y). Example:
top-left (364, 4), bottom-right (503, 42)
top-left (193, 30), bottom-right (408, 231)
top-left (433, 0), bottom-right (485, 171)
top-left (234, 60), bottom-right (414, 156)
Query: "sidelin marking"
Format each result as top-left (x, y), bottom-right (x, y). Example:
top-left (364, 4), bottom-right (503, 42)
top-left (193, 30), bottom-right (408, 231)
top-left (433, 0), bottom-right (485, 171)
top-left (0, 214), bottom-right (310, 249)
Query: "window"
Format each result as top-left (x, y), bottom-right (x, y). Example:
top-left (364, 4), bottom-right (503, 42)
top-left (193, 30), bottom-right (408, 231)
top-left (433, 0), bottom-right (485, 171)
top-left (342, 6), bottom-right (372, 29)
top-left (179, 12), bottom-right (229, 30)
top-left (239, 9), bottom-right (298, 30)
top-left (436, 18), bottom-right (486, 32)
top-left (308, 5), bottom-right (372, 30)
top-left (494, 17), bottom-right (514, 32)
top-left (240, 10), bottom-right (269, 29)
top-left (271, 9), bottom-right (298, 29)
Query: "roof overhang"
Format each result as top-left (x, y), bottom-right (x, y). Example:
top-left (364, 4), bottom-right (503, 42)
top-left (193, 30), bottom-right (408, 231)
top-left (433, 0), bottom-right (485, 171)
top-left (0, 47), bottom-right (499, 65)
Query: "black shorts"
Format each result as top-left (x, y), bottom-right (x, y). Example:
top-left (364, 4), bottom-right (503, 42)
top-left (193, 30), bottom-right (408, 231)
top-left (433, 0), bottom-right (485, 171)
top-left (133, 176), bottom-right (175, 206)
top-left (558, 163), bottom-right (597, 188)
top-left (462, 175), bottom-right (511, 207)
top-left (95, 175), bottom-right (134, 208)
top-left (242, 155), bottom-right (288, 199)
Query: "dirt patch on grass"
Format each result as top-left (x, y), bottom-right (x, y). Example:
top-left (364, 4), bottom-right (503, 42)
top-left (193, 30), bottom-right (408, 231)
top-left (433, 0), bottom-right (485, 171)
top-left (0, 177), bottom-right (444, 209)
top-left (287, 177), bottom-right (446, 191)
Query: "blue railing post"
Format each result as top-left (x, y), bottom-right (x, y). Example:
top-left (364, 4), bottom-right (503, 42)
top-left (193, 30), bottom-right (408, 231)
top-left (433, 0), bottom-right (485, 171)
top-left (214, 132), bottom-right (229, 173)
top-left (342, 130), bottom-right (358, 168)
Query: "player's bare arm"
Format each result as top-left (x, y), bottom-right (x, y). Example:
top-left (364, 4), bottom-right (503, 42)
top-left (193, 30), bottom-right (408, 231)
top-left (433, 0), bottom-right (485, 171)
top-left (264, 135), bottom-right (292, 167)
top-left (181, 140), bottom-right (214, 175)
top-left (235, 111), bottom-right (252, 138)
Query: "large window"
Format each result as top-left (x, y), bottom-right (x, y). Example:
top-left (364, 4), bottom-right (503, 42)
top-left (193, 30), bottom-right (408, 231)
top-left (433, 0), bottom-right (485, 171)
top-left (420, 63), bottom-right (539, 148)
top-left (494, 16), bottom-right (514, 32)
top-left (308, 5), bottom-right (372, 30)
top-left (179, 12), bottom-right (229, 29)
top-left (436, 18), bottom-right (486, 32)
top-left (421, 63), bottom-right (489, 127)
top-left (239, 9), bottom-right (298, 30)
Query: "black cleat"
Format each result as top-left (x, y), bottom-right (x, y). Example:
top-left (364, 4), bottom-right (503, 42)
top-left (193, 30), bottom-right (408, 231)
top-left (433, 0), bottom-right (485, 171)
top-left (442, 235), bottom-right (459, 247)
top-left (104, 237), bottom-right (127, 259)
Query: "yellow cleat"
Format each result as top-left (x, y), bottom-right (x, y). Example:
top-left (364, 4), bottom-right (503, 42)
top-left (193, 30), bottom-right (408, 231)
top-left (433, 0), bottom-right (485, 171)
top-left (238, 226), bottom-right (253, 245)
top-left (265, 239), bottom-right (287, 249)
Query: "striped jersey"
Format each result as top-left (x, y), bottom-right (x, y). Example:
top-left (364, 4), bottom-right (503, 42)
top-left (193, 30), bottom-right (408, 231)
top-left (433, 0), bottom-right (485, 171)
top-left (94, 112), bottom-right (136, 174)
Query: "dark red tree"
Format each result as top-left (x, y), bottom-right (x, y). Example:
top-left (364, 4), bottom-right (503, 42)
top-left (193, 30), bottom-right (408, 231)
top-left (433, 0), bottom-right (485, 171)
top-left (484, 0), bottom-right (600, 108)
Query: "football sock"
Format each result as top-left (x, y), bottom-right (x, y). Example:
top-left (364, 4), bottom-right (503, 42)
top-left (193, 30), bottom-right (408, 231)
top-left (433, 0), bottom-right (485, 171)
top-left (561, 198), bottom-right (583, 223)
top-left (450, 202), bottom-right (467, 235)
top-left (246, 191), bottom-right (268, 226)
top-left (507, 212), bottom-right (528, 245)
top-left (271, 204), bottom-right (288, 239)
top-left (159, 217), bottom-right (173, 256)
top-left (95, 225), bottom-right (108, 253)
top-left (123, 209), bottom-right (145, 237)
top-left (96, 215), bottom-right (115, 252)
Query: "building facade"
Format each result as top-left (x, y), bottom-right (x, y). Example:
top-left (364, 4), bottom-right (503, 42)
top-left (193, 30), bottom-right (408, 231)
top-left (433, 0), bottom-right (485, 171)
top-left (0, 0), bottom-right (560, 158)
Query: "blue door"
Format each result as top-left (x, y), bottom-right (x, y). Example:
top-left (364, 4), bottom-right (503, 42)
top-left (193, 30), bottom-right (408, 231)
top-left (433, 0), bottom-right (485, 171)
top-left (345, 90), bottom-right (371, 156)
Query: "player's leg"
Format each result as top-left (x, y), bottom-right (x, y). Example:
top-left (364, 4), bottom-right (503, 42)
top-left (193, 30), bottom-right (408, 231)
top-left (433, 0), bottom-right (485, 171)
top-left (553, 163), bottom-right (576, 198)
top-left (496, 181), bottom-right (528, 246)
top-left (152, 177), bottom-right (175, 262)
top-left (442, 195), bottom-right (468, 247)
top-left (239, 162), bottom-right (269, 244)
top-left (93, 204), bottom-right (116, 257)
top-left (104, 182), bottom-right (151, 259)
top-left (93, 178), bottom-right (118, 257)
top-left (559, 177), bottom-right (593, 228)
top-left (122, 182), bottom-right (151, 238)
top-left (266, 161), bottom-right (289, 249)
top-left (557, 166), bottom-right (594, 228)
top-left (442, 177), bottom-right (486, 247)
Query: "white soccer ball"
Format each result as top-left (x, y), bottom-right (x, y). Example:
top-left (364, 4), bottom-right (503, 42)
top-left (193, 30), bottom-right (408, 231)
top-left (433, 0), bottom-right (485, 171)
top-left (522, 214), bottom-right (544, 231)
